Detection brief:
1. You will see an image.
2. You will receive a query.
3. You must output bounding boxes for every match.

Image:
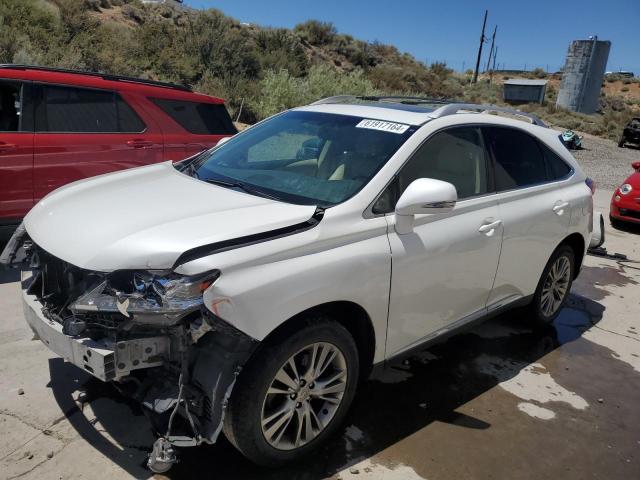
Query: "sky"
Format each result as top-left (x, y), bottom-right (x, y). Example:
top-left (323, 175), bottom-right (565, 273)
top-left (185, 0), bottom-right (640, 74)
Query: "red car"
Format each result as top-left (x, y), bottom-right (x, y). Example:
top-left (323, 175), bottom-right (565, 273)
top-left (610, 161), bottom-right (640, 226)
top-left (0, 64), bottom-right (236, 236)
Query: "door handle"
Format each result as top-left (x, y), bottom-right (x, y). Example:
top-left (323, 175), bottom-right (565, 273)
top-left (0, 143), bottom-right (17, 152)
top-left (478, 219), bottom-right (502, 235)
top-left (126, 139), bottom-right (153, 148)
top-left (553, 201), bottom-right (569, 215)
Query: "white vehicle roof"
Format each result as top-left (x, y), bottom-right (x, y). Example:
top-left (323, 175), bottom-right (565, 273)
top-left (296, 96), bottom-right (547, 128)
top-left (297, 103), bottom-right (435, 126)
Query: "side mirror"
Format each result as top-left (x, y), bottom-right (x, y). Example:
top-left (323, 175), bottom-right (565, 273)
top-left (395, 178), bottom-right (457, 234)
top-left (632, 161), bottom-right (640, 172)
top-left (217, 136), bottom-right (232, 147)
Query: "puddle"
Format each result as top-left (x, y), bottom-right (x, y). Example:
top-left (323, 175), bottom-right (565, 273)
top-left (575, 264), bottom-right (638, 301)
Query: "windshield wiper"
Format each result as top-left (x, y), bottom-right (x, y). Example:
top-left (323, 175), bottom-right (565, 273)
top-left (203, 178), bottom-right (281, 201)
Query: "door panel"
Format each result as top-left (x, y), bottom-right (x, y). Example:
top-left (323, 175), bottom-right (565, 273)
top-left (488, 184), bottom-right (571, 307)
top-left (33, 133), bottom-right (163, 201)
top-left (481, 126), bottom-right (572, 306)
top-left (383, 126), bottom-right (502, 357)
top-left (0, 132), bottom-right (33, 219)
top-left (386, 198), bottom-right (502, 356)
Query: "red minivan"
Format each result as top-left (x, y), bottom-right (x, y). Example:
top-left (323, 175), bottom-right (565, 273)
top-left (0, 64), bottom-right (236, 236)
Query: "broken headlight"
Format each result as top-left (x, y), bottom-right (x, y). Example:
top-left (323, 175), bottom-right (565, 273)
top-left (70, 270), bottom-right (220, 325)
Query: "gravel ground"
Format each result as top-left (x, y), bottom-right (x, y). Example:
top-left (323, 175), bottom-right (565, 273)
top-left (570, 134), bottom-right (640, 190)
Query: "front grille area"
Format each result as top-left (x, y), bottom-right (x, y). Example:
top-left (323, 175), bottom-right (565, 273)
top-left (28, 246), bottom-right (103, 321)
top-left (619, 208), bottom-right (640, 220)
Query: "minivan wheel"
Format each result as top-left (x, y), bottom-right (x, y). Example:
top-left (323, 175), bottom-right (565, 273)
top-left (223, 317), bottom-right (359, 466)
top-left (527, 245), bottom-right (575, 325)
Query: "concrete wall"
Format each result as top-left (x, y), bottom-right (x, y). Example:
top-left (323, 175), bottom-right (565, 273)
top-left (557, 39), bottom-right (611, 114)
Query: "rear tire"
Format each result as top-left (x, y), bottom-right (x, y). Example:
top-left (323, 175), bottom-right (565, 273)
top-left (618, 136), bottom-right (626, 148)
top-left (526, 245), bottom-right (575, 325)
top-left (223, 316), bottom-right (359, 466)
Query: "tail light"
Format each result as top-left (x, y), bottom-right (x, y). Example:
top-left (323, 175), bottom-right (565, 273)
top-left (585, 177), bottom-right (596, 195)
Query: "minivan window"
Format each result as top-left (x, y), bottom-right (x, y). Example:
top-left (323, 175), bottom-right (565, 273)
top-left (0, 81), bottom-right (22, 132)
top-left (372, 127), bottom-right (488, 213)
top-left (484, 127), bottom-right (547, 190)
top-left (189, 110), bottom-right (416, 207)
top-left (151, 98), bottom-right (237, 135)
top-left (36, 85), bottom-right (145, 133)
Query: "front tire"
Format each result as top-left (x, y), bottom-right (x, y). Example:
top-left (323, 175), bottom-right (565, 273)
top-left (618, 136), bottom-right (626, 148)
top-left (223, 316), bottom-right (359, 466)
top-left (527, 245), bottom-right (575, 325)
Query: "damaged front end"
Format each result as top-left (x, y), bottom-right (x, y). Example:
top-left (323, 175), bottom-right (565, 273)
top-left (2, 230), bottom-right (257, 472)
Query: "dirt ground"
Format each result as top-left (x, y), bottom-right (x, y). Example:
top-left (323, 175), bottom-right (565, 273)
top-left (571, 135), bottom-right (640, 190)
top-left (0, 189), bottom-right (639, 480)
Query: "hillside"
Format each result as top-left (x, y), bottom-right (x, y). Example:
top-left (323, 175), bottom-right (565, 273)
top-left (0, 0), bottom-right (638, 138)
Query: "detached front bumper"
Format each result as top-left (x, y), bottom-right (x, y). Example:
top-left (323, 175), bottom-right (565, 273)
top-left (22, 286), bottom-right (170, 382)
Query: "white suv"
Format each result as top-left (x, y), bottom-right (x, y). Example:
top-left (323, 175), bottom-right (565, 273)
top-left (2, 97), bottom-right (595, 472)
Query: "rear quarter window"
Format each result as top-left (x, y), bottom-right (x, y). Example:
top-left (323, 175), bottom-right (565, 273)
top-left (151, 98), bottom-right (237, 135)
top-left (540, 142), bottom-right (573, 180)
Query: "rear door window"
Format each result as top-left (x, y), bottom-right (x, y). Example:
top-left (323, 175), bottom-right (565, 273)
top-left (151, 98), bottom-right (237, 135)
top-left (483, 127), bottom-right (548, 190)
top-left (35, 85), bottom-right (145, 133)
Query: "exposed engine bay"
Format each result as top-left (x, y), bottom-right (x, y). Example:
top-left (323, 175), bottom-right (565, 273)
top-left (3, 233), bottom-right (257, 472)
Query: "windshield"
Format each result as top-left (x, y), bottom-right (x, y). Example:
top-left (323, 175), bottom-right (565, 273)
top-left (187, 110), bottom-right (416, 207)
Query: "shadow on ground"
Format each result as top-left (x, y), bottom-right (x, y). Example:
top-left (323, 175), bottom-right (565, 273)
top-left (610, 219), bottom-right (640, 235)
top-left (48, 294), bottom-right (605, 479)
top-left (0, 268), bottom-right (19, 285)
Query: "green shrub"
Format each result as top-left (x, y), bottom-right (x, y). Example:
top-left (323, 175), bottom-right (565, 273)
top-left (294, 20), bottom-right (336, 45)
top-left (253, 65), bottom-right (379, 119)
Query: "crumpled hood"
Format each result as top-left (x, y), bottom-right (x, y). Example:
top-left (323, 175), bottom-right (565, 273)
top-left (25, 162), bottom-right (317, 271)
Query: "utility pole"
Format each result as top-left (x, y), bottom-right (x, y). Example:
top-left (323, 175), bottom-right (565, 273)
top-left (485, 25), bottom-right (497, 73)
top-left (489, 45), bottom-right (498, 82)
top-left (472, 10), bottom-right (488, 83)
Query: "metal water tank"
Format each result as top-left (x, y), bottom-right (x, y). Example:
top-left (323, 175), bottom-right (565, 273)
top-left (556, 38), bottom-right (611, 114)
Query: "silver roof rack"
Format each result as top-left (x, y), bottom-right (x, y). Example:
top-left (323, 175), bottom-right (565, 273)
top-left (310, 95), bottom-right (359, 105)
top-left (429, 103), bottom-right (547, 127)
top-left (309, 96), bottom-right (548, 128)
top-left (310, 95), bottom-right (453, 106)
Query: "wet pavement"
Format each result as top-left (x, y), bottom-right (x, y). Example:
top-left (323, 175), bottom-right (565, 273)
top-left (1, 189), bottom-right (639, 480)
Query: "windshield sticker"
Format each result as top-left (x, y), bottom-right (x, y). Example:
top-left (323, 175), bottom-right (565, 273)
top-left (355, 119), bottom-right (410, 134)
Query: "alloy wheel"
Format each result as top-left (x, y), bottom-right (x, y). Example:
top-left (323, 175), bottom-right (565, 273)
top-left (540, 255), bottom-right (571, 317)
top-left (260, 342), bottom-right (347, 450)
